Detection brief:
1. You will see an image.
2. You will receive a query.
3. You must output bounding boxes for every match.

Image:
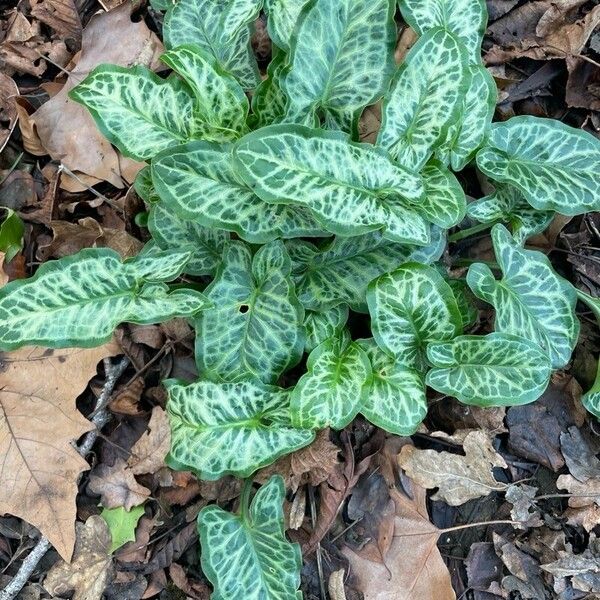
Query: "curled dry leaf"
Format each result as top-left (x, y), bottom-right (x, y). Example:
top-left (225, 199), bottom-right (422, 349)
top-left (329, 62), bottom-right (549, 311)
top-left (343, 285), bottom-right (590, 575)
top-left (343, 484), bottom-right (455, 600)
top-left (88, 458), bottom-right (150, 511)
top-left (29, 0), bottom-right (82, 47)
top-left (30, 1), bottom-right (163, 190)
top-left (397, 431), bottom-right (508, 506)
top-left (127, 406), bottom-right (171, 475)
top-left (0, 342), bottom-right (119, 561)
top-left (44, 515), bottom-right (114, 600)
top-left (0, 73), bottom-right (18, 153)
top-left (328, 569), bottom-right (348, 600)
top-left (505, 484), bottom-right (543, 528)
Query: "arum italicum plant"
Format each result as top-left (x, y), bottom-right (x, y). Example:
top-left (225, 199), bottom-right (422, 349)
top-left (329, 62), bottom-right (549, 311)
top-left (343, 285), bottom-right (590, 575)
top-left (1, 0), bottom-right (600, 594)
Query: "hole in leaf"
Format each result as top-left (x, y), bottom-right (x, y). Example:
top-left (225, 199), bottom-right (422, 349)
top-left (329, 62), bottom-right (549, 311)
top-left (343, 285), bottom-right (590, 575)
top-left (239, 304), bottom-right (249, 314)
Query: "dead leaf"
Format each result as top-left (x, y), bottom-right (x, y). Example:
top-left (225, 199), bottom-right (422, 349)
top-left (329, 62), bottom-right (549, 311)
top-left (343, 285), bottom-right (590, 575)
top-left (465, 542), bottom-right (504, 597)
top-left (30, 0), bottom-right (82, 47)
top-left (0, 250), bottom-right (26, 285)
top-left (328, 569), bottom-right (347, 600)
top-left (0, 342), bottom-right (119, 561)
top-left (115, 514), bottom-right (157, 563)
top-left (505, 484), bottom-right (543, 528)
top-left (44, 515), bottom-right (114, 600)
top-left (88, 459), bottom-right (150, 511)
top-left (30, 2), bottom-right (163, 190)
top-left (564, 504), bottom-right (600, 532)
top-left (566, 57), bottom-right (600, 111)
top-left (109, 377), bottom-right (144, 415)
top-left (556, 474), bottom-right (600, 508)
top-left (343, 483), bottom-right (455, 600)
top-left (560, 426), bottom-right (600, 482)
top-left (0, 73), bottom-right (18, 153)
top-left (397, 432), bottom-right (508, 506)
top-left (127, 407), bottom-right (170, 475)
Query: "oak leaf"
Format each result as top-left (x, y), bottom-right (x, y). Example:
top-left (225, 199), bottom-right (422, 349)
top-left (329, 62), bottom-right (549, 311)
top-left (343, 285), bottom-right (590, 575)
top-left (397, 431), bottom-right (508, 505)
top-left (343, 483), bottom-right (455, 600)
top-left (0, 342), bottom-right (119, 561)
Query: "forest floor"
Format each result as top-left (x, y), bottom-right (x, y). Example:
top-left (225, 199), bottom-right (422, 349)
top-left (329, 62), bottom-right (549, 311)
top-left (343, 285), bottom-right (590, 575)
top-left (0, 0), bottom-right (600, 599)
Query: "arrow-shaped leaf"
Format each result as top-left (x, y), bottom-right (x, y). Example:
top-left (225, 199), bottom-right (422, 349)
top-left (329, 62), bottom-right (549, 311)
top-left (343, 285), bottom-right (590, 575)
top-left (419, 161), bottom-right (466, 228)
top-left (357, 338), bottom-right (427, 435)
top-left (426, 333), bottom-right (552, 406)
top-left (377, 28), bottom-right (469, 171)
top-left (234, 124), bottom-right (430, 245)
top-left (304, 305), bottom-right (349, 353)
top-left (265, 0), bottom-right (311, 51)
top-left (467, 224), bottom-right (579, 368)
top-left (166, 380), bottom-right (314, 480)
top-left (367, 263), bottom-right (463, 367)
top-left (476, 116), bottom-right (600, 215)
top-left (195, 241), bottom-right (305, 384)
top-left (152, 140), bottom-right (328, 243)
top-left (199, 476), bottom-right (302, 599)
top-left (0, 249), bottom-right (210, 350)
top-left (290, 332), bottom-right (372, 429)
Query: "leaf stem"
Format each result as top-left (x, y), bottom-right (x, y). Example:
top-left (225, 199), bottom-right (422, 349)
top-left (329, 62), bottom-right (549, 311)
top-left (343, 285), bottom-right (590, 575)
top-left (240, 478), bottom-right (254, 523)
top-left (448, 221), bottom-right (495, 243)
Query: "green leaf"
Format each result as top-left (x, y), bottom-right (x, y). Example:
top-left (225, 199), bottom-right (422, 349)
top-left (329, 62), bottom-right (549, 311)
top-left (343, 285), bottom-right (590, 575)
top-left (447, 279), bottom-right (478, 329)
top-left (582, 360), bottom-right (600, 420)
top-left (251, 52), bottom-right (289, 128)
top-left (166, 380), bottom-right (313, 480)
top-left (286, 228), bottom-right (445, 312)
top-left (466, 183), bottom-right (554, 245)
top-left (356, 338), bottom-right (427, 435)
top-left (195, 241), bottom-right (304, 384)
top-left (70, 65), bottom-right (198, 161)
top-left (265, 0), bottom-right (311, 51)
top-left (304, 305), bottom-right (349, 353)
top-left (101, 505), bottom-right (145, 554)
top-left (163, 0), bottom-right (261, 88)
top-left (476, 116), bottom-right (600, 215)
top-left (0, 208), bottom-right (25, 262)
top-left (160, 44), bottom-right (249, 141)
top-left (134, 166), bottom-right (158, 204)
top-left (398, 0), bottom-right (487, 61)
top-left (234, 124), bottom-right (430, 245)
top-left (426, 333), bottom-right (552, 407)
top-left (367, 262), bottom-right (463, 367)
top-left (281, 0), bottom-right (396, 132)
top-left (437, 65), bottom-right (497, 171)
top-left (199, 476), bottom-right (302, 598)
top-left (148, 202), bottom-right (229, 276)
top-left (467, 224), bottom-right (579, 368)
top-left (0, 248), bottom-right (210, 350)
top-left (152, 140), bottom-right (328, 243)
top-left (577, 290), bottom-right (600, 322)
top-left (290, 332), bottom-right (371, 429)
top-left (377, 28), bottom-right (470, 171)
top-left (419, 161), bottom-right (466, 228)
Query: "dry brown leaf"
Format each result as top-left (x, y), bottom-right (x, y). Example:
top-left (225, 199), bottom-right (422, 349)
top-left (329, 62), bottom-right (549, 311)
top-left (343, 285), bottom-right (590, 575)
top-left (44, 515), bottom-right (114, 600)
top-left (88, 458), bottom-right (151, 510)
top-left (564, 505), bottom-right (600, 532)
top-left (556, 474), bottom-right (600, 508)
top-left (397, 431), bottom-right (508, 506)
top-left (30, 0), bottom-right (82, 46)
top-left (127, 406), bottom-right (170, 475)
top-left (343, 484), bottom-right (455, 600)
top-left (14, 97), bottom-right (47, 155)
top-left (109, 377), bottom-right (145, 415)
top-left (566, 56), bottom-right (600, 111)
top-left (0, 342), bottom-right (119, 561)
top-left (30, 2), bottom-right (163, 190)
top-left (328, 569), bottom-right (348, 600)
top-left (0, 73), bottom-right (18, 153)
top-left (505, 484), bottom-right (543, 528)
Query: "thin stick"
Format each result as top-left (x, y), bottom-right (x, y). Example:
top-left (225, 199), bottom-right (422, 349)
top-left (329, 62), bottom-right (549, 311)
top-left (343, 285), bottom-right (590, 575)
top-left (0, 356), bottom-right (129, 600)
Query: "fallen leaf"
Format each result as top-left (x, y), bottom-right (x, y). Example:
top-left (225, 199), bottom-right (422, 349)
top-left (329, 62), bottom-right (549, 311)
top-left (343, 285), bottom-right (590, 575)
top-left (465, 542), bottom-right (504, 596)
top-left (127, 406), bottom-right (170, 475)
top-left (556, 474), bottom-right (600, 508)
top-left (0, 73), bottom-right (18, 153)
top-left (101, 505), bottom-right (145, 554)
top-left (505, 484), bottom-right (543, 528)
top-left (115, 514), bottom-right (157, 563)
top-left (88, 458), bottom-right (151, 510)
top-left (564, 504), bottom-right (600, 532)
top-left (30, 0), bottom-right (82, 47)
top-left (566, 56), bottom-right (600, 111)
top-left (343, 483), bottom-right (455, 600)
top-left (560, 426), bottom-right (600, 482)
top-left (0, 342), bottom-right (119, 561)
top-left (30, 2), bottom-right (163, 189)
top-left (397, 431), bottom-right (508, 506)
top-left (109, 377), bottom-right (145, 415)
top-left (328, 569), bottom-right (348, 600)
top-left (44, 515), bottom-right (114, 600)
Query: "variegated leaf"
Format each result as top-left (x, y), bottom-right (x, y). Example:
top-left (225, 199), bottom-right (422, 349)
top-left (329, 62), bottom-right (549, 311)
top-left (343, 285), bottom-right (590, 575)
top-left (163, 0), bottom-right (262, 88)
top-left (447, 279), bottom-right (478, 329)
top-left (199, 476), bottom-right (302, 599)
top-left (166, 380), bottom-right (313, 479)
top-left (281, 0), bottom-right (396, 132)
top-left (419, 161), bottom-right (466, 228)
top-left (160, 44), bottom-right (249, 141)
top-left (426, 333), bottom-right (552, 406)
top-left (476, 116), bottom-right (600, 215)
top-left (251, 52), bottom-right (289, 128)
top-left (234, 125), bottom-right (430, 245)
top-left (0, 249), bottom-right (210, 350)
top-left (265, 0), bottom-right (311, 51)
top-left (367, 263), bottom-right (463, 367)
top-left (195, 241), bottom-right (304, 384)
top-left (70, 65), bottom-right (197, 161)
top-left (467, 225), bottom-right (579, 368)
top-left (357, 338), bottom-right (427, 435)
top-left (134, 166), bottom-right (158, 204)
top-left (286, 228), bottom-right (445, 312)
top-left (437, 65), bottom-right (497, 171)
top-left (148, 202), bottom-right (229, 276)
top-left (304, 305), bottom-right (349, 353)
top-left (467, 184), bottom-right (554, 244)
top-left (152, 141), bottom-right (328, 243)
top-left (377, 28), bottom-right (469, 171)
top-left (399, 0), bottom-right (487, 61)
top-left (290, 332), bottom-right (371, 429)
top-left (582, 361), bottom-right (600, 420)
